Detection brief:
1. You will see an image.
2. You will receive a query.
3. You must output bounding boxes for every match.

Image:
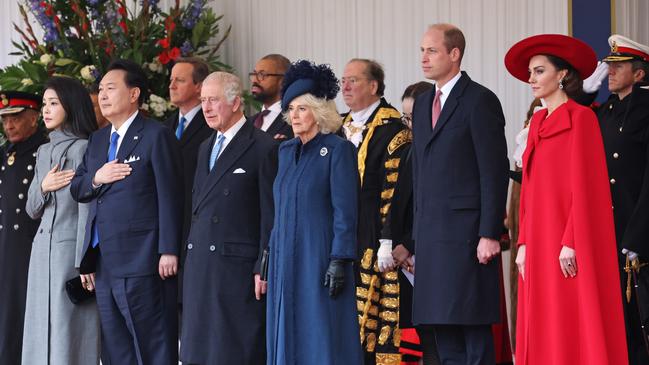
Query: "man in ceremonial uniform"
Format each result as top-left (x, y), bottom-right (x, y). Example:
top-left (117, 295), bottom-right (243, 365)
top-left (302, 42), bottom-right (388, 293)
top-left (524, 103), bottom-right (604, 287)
top-left (0, 91), bottom-right (47, 364)
top-left (248, 54), bottom-right (293, 140)
top-left (340, 58), bottom-right (410, 365)
top-left (598, 34), bottom-right (649, 365)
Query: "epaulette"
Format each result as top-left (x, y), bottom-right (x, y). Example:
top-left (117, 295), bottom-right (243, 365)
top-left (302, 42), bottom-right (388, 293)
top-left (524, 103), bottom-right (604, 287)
top-left (387, 129), bottom-right (412, 155)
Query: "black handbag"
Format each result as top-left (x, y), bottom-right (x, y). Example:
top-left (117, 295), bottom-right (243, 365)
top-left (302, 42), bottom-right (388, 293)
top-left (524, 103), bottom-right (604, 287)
top-left (65, 276), bottom-right (95, 304)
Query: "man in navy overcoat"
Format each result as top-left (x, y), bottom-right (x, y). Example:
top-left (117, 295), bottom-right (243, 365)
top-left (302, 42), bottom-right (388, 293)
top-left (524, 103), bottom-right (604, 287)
top-left (179, 71), bottom-right (277, 365)
top-left (411, 24), bottom-right (509, 365)
top-left (70, 59), bottom-right (183, 365)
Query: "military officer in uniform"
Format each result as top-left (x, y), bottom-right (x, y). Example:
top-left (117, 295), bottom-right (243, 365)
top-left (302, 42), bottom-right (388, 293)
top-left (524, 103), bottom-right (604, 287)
top-left (0, 91), bottom-right (48, 364)
top-left (597, 34), bottom-right (649, 365)
top-left (339, 58), bottom-right (410, 365)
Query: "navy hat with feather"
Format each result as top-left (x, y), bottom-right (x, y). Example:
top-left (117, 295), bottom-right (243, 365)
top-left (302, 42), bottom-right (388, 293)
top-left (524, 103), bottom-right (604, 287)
top-left (280, 60), bottom-right (340, 111)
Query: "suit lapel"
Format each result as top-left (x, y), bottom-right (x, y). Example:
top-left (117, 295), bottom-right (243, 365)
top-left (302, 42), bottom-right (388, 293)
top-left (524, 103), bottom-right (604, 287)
top-left (428, 73), bottom-right (470, 144)
top-left (179, 110), bottom-right (206, 146)
top-left (265, 114), bottom-right (284, 136)
top-left (116, 114), bottom-right (144, 163)
top-left (194, 122), bottom-right (254, 208)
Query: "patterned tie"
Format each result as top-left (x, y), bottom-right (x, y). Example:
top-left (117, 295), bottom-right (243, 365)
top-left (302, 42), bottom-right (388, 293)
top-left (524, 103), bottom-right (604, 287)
top-left (175, 116), bottom-right (187, 139)
top-left (209, 134), bottom-right (226, 171)
top-left (431, 89), bottom-right (442, 129)
top-left (254, 109), bottom-right (271, 129)
top-left (91, 131), bottom-right (120, 248)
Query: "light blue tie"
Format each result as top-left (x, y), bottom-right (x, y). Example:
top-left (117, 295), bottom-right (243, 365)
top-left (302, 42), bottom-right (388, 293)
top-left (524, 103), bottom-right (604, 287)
top-left (175, 116), bottom-right (186, 139)
top-left (91, 131), bottom-right (120, 248)
top-left (209, 134), bottom-right (225, 171)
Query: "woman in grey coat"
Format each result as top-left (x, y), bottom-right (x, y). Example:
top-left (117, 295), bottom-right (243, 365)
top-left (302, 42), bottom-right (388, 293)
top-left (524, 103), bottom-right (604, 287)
top-left (22, 77), bottom-right (100, 365)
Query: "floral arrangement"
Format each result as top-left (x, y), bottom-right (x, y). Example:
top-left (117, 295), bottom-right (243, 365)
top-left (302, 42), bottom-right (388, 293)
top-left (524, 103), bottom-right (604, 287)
top-left (0, 0), bottom-right (231, 119)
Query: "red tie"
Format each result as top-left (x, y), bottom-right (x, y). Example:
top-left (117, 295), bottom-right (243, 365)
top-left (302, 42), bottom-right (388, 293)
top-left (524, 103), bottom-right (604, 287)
top-left (254, 109), bottom-right (271, 129)
top-left (432, 89), bottom-right (442, 129)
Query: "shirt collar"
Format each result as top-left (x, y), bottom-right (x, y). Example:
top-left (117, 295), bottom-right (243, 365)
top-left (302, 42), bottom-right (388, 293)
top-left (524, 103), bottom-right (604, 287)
top-left (437, 71), bottom-right (462, 106)
top-left (111, 110), bottom-right (139, 137)
top-left (262, 100), bottom-right (282, 114)
top-left (350, 99), bottom-right (381, 125)
top-left (219, 115), bottom-right (247, 141)
top-left (180, 104), bottom-right (202, 124)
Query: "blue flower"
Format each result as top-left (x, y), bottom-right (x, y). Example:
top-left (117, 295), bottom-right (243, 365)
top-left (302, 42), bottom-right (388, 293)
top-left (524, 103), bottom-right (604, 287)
top-left (180, 40), bottom-right (193, 56)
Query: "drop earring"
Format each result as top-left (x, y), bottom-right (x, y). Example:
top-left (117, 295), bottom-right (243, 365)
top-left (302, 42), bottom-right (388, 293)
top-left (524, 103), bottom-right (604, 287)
top-left (559, 79), bottom-right (564, 90)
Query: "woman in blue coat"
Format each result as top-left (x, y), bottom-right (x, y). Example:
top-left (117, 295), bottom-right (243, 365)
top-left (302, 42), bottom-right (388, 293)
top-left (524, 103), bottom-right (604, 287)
top-left (266, 60), bottom-right (363, 365)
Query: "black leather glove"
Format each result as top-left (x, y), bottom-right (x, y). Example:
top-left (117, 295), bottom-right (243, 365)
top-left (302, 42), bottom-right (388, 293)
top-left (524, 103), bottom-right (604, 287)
top-left (323, 259), bottom-right (346, 298)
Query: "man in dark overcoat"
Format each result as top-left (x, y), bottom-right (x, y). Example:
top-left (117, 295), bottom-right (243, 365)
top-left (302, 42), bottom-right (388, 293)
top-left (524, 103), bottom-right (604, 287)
top-left (411, 24), bottom-right (509, 364)
top-left (180, 71), bottom-right (277, 365)
top-left (164, 57), bottom-right (212, 306)
top-left (0, 91), bottom-right (47, 364)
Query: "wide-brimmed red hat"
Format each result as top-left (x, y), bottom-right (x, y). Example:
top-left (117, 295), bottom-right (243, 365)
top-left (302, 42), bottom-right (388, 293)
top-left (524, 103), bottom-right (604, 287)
top-left (505, 34), bottom-right (597, 83)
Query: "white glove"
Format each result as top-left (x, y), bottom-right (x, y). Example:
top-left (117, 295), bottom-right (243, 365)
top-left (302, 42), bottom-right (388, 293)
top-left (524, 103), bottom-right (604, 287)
top-left (377, 239), bottom-right (394, 272)
top-left (622, 248), bottom-right (639, 261)
top-left (582, 62), bottom-right (609, 93)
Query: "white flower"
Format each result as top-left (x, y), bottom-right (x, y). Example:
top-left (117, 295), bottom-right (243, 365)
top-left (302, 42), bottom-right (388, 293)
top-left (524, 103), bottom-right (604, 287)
top-left (80, 65), bottom-right (96, 82)
top-left (141, 103), bottom-right (150, 111)
top-left (39, 54), bottom-right (54, 65)
top-left (21, 78), bottom-right (34, 86)
top-left (147, 59), bottom-right (164, 73)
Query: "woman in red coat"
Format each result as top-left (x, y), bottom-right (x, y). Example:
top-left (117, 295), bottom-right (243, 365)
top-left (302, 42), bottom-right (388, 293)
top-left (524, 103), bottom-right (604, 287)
top-left (505, 34), bottom-right (628, 365)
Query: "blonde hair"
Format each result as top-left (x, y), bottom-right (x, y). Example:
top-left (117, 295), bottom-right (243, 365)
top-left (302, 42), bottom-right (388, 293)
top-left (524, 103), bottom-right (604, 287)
top-left (282, 93), bottom-right (341, 134)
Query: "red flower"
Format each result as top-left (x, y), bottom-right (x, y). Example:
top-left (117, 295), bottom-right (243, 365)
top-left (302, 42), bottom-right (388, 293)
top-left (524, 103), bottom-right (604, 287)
top-left (118, 7), bottom-right (126, 16)
top-left (82, 21), bottom-right (88, 32)
top-left (165, 16), bottom-right (176, 32)
top-left (40, 2), bottom-right (46, 8)
top-left (158, 51), bottom-right (170, 65)
top-left (54, 16), bottom-right (61, 26)
top-left (45, 4), bottom-right (53, 17)
top-left (119, 20), bottom-right (128, 33)
top-left (168, 47), bottom-right (180, 61)
top-left (157, 38), bottom-right (170, 49)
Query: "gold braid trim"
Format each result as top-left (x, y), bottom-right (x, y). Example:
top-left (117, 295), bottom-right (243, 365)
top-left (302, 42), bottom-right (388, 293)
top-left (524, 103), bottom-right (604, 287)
top-left (386, 172), bottom-right (398, 183)
top-left (376, 353), bottom-right (402, 365)
top-left (354, 107), bottom-right (401, 187)
top-left (384, 158), bottom-right (400, 169)
top-left (387, 129), bottom-right (412, 155)
top-left (381, 188), bottom-right (394, 200)
top-left (378, 325), bottom-right (391, 345)
top-left (359, 274), bottom-right (379, 342)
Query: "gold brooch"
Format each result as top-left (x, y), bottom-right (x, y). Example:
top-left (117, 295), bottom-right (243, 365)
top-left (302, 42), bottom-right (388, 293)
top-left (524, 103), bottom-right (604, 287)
top-left (0, 94), bottom-right (8, 107)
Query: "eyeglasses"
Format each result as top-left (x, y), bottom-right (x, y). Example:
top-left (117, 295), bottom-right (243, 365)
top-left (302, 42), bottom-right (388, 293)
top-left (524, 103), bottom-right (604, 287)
top-left (400, 113), bottom-right (412, 124)
top-left (339, 77), bottom-right (368, 87)
top-left (248, 71), bottom-right (284, 81)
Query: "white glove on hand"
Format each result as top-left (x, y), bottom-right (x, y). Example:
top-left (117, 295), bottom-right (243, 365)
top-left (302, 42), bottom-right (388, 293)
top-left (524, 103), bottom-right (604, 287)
top-left (377, 239), bottom-right (394, 272)
top-left (582, 62), bottom-right (609, 93)
top-left (622, 248), bottom-right (639, 261)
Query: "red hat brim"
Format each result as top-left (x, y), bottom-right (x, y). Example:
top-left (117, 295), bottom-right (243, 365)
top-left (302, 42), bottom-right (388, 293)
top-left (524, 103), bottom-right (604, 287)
top-left (505, 34), bottom-right (597, 83)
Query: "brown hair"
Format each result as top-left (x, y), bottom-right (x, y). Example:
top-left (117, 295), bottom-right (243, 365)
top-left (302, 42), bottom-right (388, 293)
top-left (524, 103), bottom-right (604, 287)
top-left (349, 58), bottom-right (386, 96)
top-left (401, 81), bottom-right (434, 101)
top-left (430, 24), bottom-right (466, 62)
top-left (545, 54), bottom-right (583, 99)
top-left (631, 60), bottom-right (649, 83)
top-left (175, 57), bottom-right (210, 84)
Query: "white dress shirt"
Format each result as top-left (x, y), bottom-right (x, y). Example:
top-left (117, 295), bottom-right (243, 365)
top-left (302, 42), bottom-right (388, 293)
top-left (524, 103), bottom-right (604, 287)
top-left (344, 99), bottom-right (381, 147)
top-left (436, 71), bottom-right (462, 110)
top-left (213, 115), bottom-right (247, 159)
top-left (260, 101), bottom-right (282, 132)
top-left (179, 104), bottom-right (202, 129)
top-left (110, 110), bottom-right (139, 156)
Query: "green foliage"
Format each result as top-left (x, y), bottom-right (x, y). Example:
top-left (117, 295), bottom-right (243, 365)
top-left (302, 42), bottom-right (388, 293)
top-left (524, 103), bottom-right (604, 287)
top-left (0, 0), bottom-right (233, 119)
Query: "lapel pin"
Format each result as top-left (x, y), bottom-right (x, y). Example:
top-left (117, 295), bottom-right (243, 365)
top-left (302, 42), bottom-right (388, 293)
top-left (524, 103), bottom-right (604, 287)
top-left (320, 147), bottom-right (328, 156)
top-left (134, 136), bottom-right (139, 140)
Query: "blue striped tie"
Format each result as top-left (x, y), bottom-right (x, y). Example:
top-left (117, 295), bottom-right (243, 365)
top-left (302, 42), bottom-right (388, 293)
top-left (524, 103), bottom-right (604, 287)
top-left (90, 132), bottom-right (120, 248)
top-left (209, 134), bottom-right (225, 171)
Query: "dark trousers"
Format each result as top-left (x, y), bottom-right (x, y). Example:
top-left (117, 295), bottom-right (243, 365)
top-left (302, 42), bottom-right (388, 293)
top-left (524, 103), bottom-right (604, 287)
top-left (96, 255), bottom-right (178, 365)
top-left (418, 324), bottom-right (494, 365)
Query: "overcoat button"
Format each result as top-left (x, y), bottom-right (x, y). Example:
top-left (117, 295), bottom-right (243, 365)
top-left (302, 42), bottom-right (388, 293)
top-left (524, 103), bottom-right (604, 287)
top-left (223, 189), bottom-right (230, 196)
top-left (212, 216), bottom-right (219, 223)
top-left (610, 178), bottom-right (616, 184)
top-left (613, 152), bottom-right (619, 159)
top-left (187, 243), bottom-right (193, 250)
top-left (209, 245), bottom-right (216, 252)
top-left (14, 224), bottom-right (19, 230)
